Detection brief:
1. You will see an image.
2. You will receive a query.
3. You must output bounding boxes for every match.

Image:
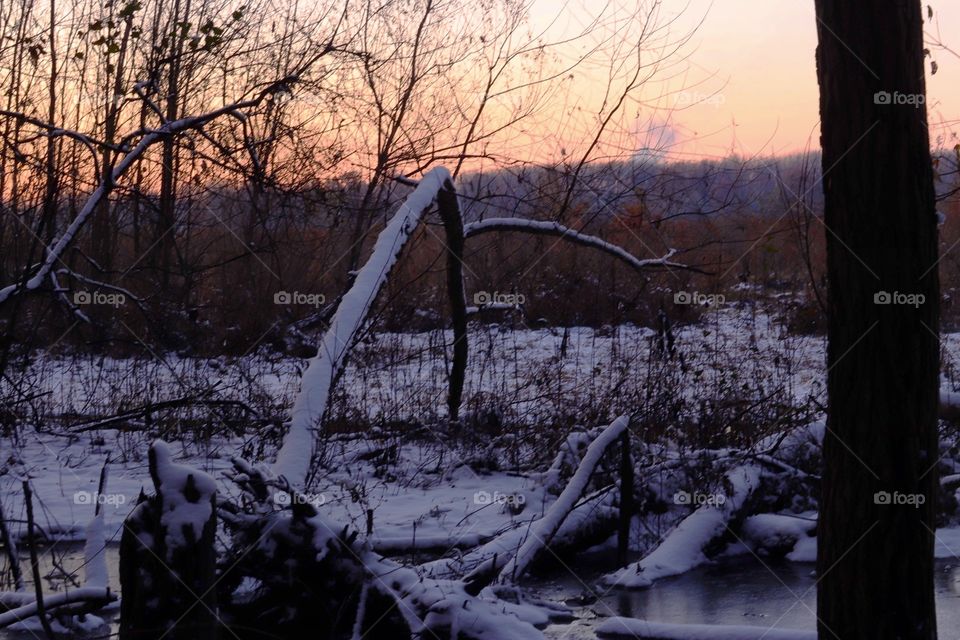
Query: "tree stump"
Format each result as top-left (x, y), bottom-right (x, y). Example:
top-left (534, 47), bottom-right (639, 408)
top-left (119, 441), bottom-right (219, 640)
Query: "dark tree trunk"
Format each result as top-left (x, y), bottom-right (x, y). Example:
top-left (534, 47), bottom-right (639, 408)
top-left (814, 1), bottom-right (939, 639)
top-left (437, 178), bottom-right (467, 424)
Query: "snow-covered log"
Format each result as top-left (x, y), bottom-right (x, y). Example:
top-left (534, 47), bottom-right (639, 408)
top-left (596, 617), bottom-right (815, 640)
top-left (442, 418), bottom-right (628, 590)
top-left (274, 167), bottom-right (453, 487)
top-left (220, 457), bottom-right (559, 639)
top-left (83, 463), bottom-right (110, 589)
top-left (741, 512), bottom-right (817, 561)
top-left (603, 465), bottom-right (762, 588)
top-left (361, 554), bottom-right (559, 640)
top-left (423, 487), bottom-right (618, 582)
top-left (497, 415), bottom-right (630, 584)
top-left (0, 587), bottom-right (116, 629)
top-left (463, 218), bottom-right (699, 274)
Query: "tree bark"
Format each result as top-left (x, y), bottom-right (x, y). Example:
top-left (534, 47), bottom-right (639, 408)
top-left (437, 178), bottom-right (467, 424)
top-left (814, 1), bottom-right (939, 638)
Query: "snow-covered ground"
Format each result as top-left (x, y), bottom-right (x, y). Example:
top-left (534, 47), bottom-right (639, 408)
top-left (6, 306), bottom-right (960, 547)
top-left (4, 306), bottom-right (960, 638)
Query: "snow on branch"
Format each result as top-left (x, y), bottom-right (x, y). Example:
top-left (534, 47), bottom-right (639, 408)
top-left (494, 415), bottom-right (631, 584)
top-left (273, 167), bottom-right (453, 487)
top-left (463, 218), bottom-right (702, 274)
top-left (0, 78), bottom-right (296, 306)
top-left (603, 465), bottom-right (762, 588)
top-left (0, 588), bottom-right (116, 629)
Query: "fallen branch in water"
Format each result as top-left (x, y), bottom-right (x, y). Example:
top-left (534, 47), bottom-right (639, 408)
top-left (0, 587), bottom-right (117, 629)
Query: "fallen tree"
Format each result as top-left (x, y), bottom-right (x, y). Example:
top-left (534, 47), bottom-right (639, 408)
top-left (0, 587), bottom-right (116, 629)
top-left (217, 456), bottom-right (568, 639)
top-left (494, 415), bottom-right (631, 585)
top-left (604, 464), bottom-right (763, 588)
top-left (274, 167), bottom-right (456, 487)
top-left (274, 169), bottom-right (703, 489)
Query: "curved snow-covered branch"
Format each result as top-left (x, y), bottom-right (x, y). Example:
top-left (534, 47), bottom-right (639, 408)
top-left (0, 80), bottom-right (295, 306)
top-left (273, 167), bottom-right (452, 487)
top-left (0, 587), bottom-right (116, 628)
top-left (496, 415), bottom-right (631, 584)
top-left (603, 465), bottom-right (762, 588)
top-left (463, 218), bottom-right (704, 274)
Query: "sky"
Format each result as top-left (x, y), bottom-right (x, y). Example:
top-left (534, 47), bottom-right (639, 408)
top-left (528, 0), bottom-right (960, 161)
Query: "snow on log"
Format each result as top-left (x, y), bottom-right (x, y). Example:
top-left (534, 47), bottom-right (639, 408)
top-left (83, 463), bottom-right (110, 589)
top-left (463, 218), bottom-right (694, 273)
top-left (361, 552), bottom-right (556, 640)
top-left (83, 513), bottom-right (108, 589)
top-left (423, 488), bottom-right (617, 582)
top-left (741, 513), bottom-right (817, 561)
top-left (603, 465), bottom-right (761, 588)
top-left (496, 415), bottom-right (630, 584)
top-left (596, 617), bottom-right (815, 640)
top-left (274, 167), bottom-right (452, 487)
top-left (0, 588), bottom-right (116, 629)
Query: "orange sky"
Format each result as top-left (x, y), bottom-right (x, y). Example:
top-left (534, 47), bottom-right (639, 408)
top-left (527, 0), bottom-right (960, 161)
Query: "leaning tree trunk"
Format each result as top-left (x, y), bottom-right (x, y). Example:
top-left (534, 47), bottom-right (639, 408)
top-left (437, 178), bottom-right (467, 424)
top-left (814, 1), bottom-right (939, 638)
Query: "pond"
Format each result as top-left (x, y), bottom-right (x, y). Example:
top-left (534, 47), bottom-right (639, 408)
top-left (2, 545), bottom-right (959, 638)
top-left (532, 548), bottom-right (960, 639)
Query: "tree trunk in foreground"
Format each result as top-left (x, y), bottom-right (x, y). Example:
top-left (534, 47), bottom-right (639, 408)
top-left (814, 1), bottom-right (939, 638)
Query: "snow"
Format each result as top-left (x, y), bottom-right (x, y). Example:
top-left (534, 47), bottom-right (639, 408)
top-left (361, 552), bottom-right (555, 640)
top-left (0, 587), bottom-right (115, 628)
top-left (603, 465), bottom-right (762, 588)
top-left (463, 218), bottom-right (685, 272)
top-left (152, 440), bottom-right (217, 555)
top-left (788, 535), bottom-right (818, 562)
top-left (83, 511), bottom-right (109, 588)
top-left (498, 415), bottom-right (630, 583)
top-left (5, 306), bottom-right (960, 637)
top-left (596, 617), bottom-right (816, 640)
top-left (741, 513), bottom-right (817, 560)
top-left (275, 166), bottom-right (453, 487)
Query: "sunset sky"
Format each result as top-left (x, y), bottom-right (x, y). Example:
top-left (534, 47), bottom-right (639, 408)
top-left (528, 0), bottom-right (960, 161)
